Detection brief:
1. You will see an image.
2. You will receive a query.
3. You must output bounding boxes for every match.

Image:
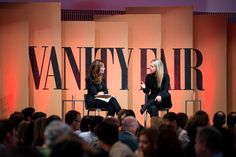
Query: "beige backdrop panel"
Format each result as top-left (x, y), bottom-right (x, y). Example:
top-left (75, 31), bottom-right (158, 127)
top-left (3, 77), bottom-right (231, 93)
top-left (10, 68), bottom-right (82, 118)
top-left (95, 22), bottom-right (128, 116)
top-left (126, 7), bottom-right (193, 117)
top-left (27, 3), bottom-right (61, 117)
top-left (0, 12), bottom-right (29, 118)
top-left (194, 15), bottom-right (227, 122)
top-left (62, 21), bottom-right (95, 117)
top-left (95, 15), bottom-right (161, 124)
top-left (0, 3), bottom-right (62, 117)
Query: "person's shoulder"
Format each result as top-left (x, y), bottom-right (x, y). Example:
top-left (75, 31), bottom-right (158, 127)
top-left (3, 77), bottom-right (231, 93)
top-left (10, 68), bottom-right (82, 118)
top-left (146, 73), bottom-right (153, 78)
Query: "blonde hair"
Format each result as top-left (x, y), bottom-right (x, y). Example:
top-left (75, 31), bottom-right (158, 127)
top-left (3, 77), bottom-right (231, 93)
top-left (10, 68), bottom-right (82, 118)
top-left (151, 59), bottom-right (164, 88)
top-left (88, 59), bottom-right (104, 84)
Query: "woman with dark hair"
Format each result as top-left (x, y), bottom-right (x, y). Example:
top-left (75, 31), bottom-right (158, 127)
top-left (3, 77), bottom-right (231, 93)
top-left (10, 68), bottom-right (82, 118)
top-left (85, 59), bottom-right (121, 116)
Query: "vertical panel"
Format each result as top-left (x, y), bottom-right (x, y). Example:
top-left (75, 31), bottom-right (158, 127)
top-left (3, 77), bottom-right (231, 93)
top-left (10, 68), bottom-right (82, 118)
top-left (0, 3), bottom-right (62, 117)
top-left (27, 3), bottom-right (62, 117)
top-left (0, 14), bottom-right (29, 118)
top-left (194, 15), bottom-right (227, 120)
top-left (126, 7), bottom-right (193, 117)
top-left (95, 14), bottom-right (161, 124)
top-left (95, 22), bottom-right (128, 115)
top-left (227, 24), bottom-right (236, 112)
top-left (62, 21), bottom-right (95, 116)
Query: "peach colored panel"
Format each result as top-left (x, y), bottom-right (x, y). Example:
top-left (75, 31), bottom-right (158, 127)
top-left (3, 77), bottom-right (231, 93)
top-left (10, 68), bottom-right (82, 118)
top-left (194, 15), bottom-right (227, 122)
top-left (126, 8), bottom-right (193, 118)
top-left (0, 13), bottom-right (29, 118)
top-left (95, 22), bottom-right (128, 117)
top-left (95, 15), bottom-right (161, 124)
top-left (0, 3), bottom-right (62, 117)
top-left (62, 21), bottom-right (95, 116)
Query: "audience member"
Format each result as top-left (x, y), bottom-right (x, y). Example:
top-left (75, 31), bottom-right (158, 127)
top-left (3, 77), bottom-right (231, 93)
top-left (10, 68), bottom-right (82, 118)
top-left (95, 121), bottom-right (134, 157)
top-left (135, 127), bottom-right (158, 157)
top-left (65, 110), bottom-right (81, 134)
top-left (21, 107), bottom-right (35, 121)
top-left (195, 126), bottom-right (223, 157)
top-left (9, 112), bottom-right (24, 130)
top-left (119, 116), bottom-right (139, 152)
top-left (177, 112), bottom-right (188, 129)
top-left (0, 120), bottom-right (17, 156)
top-left (162, 112), bottom-right (190, 148)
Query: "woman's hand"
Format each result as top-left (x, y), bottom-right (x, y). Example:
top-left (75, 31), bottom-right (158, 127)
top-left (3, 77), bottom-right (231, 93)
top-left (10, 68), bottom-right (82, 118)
top-left (155, 95), bottom-right (162, 103)
top-left (141, 81), bottom-right (146, 89)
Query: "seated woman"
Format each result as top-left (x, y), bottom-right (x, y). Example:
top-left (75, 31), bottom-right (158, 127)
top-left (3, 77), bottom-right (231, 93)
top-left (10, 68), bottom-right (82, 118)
top-left (85, 59), bottom-right (121, 116)
top-left (140, 59), bottom-right (172, 117)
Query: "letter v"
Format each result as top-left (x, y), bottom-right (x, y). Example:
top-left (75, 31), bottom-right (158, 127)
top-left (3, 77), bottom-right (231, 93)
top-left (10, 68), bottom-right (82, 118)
top-left (29, 46), bottom-right (47, 89)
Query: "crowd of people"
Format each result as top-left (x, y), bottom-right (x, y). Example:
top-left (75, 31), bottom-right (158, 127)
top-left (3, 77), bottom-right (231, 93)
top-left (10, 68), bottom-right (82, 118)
top-left (0, 107), bottom-right (236, 157)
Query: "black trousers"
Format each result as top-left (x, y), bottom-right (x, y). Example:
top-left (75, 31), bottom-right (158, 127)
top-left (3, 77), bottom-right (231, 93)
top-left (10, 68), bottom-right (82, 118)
top-left (86, 97), bottom-right (121, 116)
top-left (143, 96), bottom-right (172, 117)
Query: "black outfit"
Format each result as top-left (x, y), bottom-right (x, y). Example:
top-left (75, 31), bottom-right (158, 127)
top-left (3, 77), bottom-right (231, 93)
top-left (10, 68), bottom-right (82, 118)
top-left (141, 73), bottom-right (172, 117)
top-left (85, 77), bottom-right (121, 116)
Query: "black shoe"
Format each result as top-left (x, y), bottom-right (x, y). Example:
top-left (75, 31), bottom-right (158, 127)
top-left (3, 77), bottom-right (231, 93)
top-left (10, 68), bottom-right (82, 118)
top-left (140, 105), bottom-right (146, 114)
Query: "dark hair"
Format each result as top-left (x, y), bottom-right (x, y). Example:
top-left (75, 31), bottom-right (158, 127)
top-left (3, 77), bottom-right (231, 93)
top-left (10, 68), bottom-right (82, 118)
top-left (9, 112), bottom-right (24, 129)
top-left (21, 107), bottom-right (35, 120)
top-left (194, 110), bottom-right (209, 126)
top-left (163, 112), bottom-right (178, 124)
top-left (50, 134), bottom-right (84, 157)
top-left (196, 126), bottom-right (222, 153)
top-left (0, 119), bottom-right (15, 142)
top-left (80, 115), bottom-right (93, 132)
top-left (32, 112), bottom-right (47, 121)
top-left (46, 115), bottom-right (61, 126)
top-left (213, 111), bottom-right (226, 127)
top-left (65, 110), bottom-right (81, 125)
top-left (124, 109), bottom-right (136, 118)
top-left (177, 112), bottom-right (188, 129)
top-left (227, 112), bottom-right (236, 128)
top-left (95, 121), bottom-right (118, 145)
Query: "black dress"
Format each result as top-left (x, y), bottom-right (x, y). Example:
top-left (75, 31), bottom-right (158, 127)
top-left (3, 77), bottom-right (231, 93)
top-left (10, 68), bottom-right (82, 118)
top-left (141, 73), bottom-right (172, 117)
top-left (85, 77), bottom-right (121, 116)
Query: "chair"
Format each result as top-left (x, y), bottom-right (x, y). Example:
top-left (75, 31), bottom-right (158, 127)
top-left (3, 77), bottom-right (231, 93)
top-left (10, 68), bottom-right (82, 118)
top-left (143, 108), bottom-right (169, 128)
top-left (143, 95), bottom-right (170, 127)
top-left (84, 94), bottom-right (108, 116)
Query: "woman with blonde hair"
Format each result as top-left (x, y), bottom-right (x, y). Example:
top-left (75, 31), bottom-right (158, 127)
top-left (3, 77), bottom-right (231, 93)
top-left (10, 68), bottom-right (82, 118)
top-left (140, 59), bottom-right (172, 117)
top-left (85, 59), bottom-right (121, 116)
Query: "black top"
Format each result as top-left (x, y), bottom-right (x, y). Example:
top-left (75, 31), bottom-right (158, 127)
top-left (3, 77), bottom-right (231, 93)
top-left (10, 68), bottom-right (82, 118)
top-left (143, 73), bottom-right (171, 100)
top-left (85, 77), bottom-right (108, 102)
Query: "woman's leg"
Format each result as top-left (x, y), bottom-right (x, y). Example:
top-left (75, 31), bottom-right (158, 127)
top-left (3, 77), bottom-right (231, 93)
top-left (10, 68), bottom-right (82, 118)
top-left (140, 99), bottom-right (158, 117)
top-left (147, 105), bottom-right (158, 117)
top-left (108, 97), bottom-right (121, 115)
top-left (86, 99), bottom-right (115, 116)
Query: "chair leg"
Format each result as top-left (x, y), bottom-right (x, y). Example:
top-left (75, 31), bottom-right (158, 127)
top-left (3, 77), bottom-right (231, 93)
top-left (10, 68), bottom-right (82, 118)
top-left (144, 110), bottom-right (147, 127)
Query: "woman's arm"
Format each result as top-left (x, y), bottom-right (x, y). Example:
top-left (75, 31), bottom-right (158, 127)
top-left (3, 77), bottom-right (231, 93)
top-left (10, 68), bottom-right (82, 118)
top-left (159, 74), bottom-right (170, 99)
top-left (142, 75), bottom-right (150, 95)
top-left (101, 79), bottom-right (108, 94)
top-left (86, 77), bottom-right (98, 96)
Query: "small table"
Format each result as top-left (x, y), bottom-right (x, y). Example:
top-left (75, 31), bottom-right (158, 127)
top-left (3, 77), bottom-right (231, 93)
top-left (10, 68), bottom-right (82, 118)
top-left (185, 100), bottom-right (201, 114)
top-left (62, 99), bottom-right (84, 120)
